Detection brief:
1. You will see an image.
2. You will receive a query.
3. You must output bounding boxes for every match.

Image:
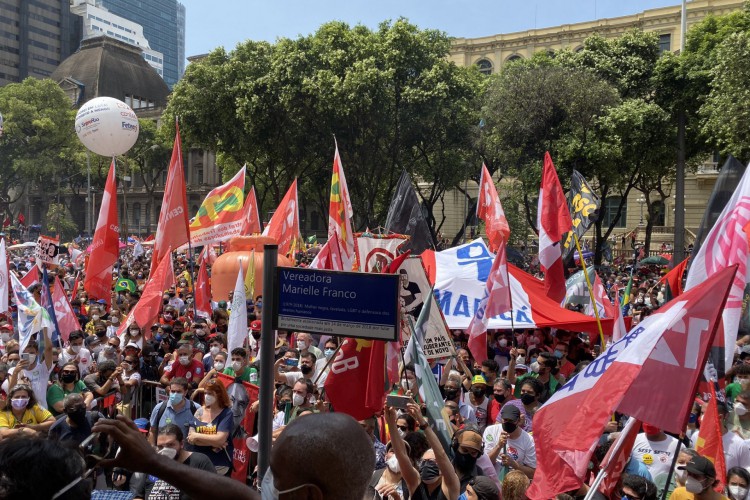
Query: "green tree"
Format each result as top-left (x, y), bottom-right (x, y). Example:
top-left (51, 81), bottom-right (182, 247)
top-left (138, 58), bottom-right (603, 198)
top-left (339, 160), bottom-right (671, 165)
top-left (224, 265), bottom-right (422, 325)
top-left (45, 203), bottom-right (79, 240)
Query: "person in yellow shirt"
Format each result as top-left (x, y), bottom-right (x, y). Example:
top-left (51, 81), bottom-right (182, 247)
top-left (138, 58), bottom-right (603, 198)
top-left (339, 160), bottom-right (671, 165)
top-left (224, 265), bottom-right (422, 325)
top-left (670, 455), bottom-right (730, 500)
top-left (0, 384), bottom-right (55, 438)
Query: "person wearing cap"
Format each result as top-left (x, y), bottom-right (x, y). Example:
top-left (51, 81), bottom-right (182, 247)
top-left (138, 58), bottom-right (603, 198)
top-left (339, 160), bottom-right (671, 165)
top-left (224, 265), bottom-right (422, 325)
top-left (483, 404), bottom-right (536, 479)
top-left (48, 393), bottom-right (104, 445)
top-left (670, 455), bottom-right (729, 499)
top-left (84, 334), bottom-right (102, 363)
top-left (451, 425), bottom-right (485, 494)
top-left (464, 476), bottom-right (500, 500)
top-left (464, 374), bottom-right (490, 432)
top-left (58, 330), bottom-right (94, 377)
top-left (248, 319), bottom-right (262, 357)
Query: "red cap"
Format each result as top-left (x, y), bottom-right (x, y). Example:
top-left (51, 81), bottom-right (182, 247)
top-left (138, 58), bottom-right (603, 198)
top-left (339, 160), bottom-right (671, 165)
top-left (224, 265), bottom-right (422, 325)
top-left (250, 320), bottom-right (261, 331)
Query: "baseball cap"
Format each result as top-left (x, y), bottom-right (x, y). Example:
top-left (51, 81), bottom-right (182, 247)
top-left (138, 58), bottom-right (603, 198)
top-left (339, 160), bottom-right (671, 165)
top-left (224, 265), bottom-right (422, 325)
top-left (96, 299), bottom-right (107, 304)
top-left (134, 418), bottom-right (149, 433)
top-left (84, 336), bottom-right (99, 347)
top-left (468, 476), bottom-right (500, 500)
top-left (500, 404), bottom-right (521, 422)
top-left (250, 320), bottom-right (261, 332)
top-left (686, 455), bottom-right (716, 478)
top-left (125, 342), bottom-right (140, 350)
top-left (457, 429), bottom-right (483, 452)
top-left (471, 375), bottom-right (487, 386)
top-left (218, 301), bottom-right (227, 309)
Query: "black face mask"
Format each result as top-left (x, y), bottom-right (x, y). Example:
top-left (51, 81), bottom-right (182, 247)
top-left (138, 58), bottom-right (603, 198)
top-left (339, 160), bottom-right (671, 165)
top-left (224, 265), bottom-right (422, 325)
top-left (60, 373), bottom-right (77, 384)
top-left (217, 325), bottom-right (228, 333)
top-left (444, 388), bottom-right (458, 400)
top-left (471, 388), bottom-right (485, 399)
top-left (420, 460), bottom-right (440, 482)
top-left (453, 451), bottom-right (478, 472)
top-left (66, 406), bottom-right (87, 424)
top-left (493, 393), bottom-right (506, 404)
top-left (300, 365), bottom-right (313, 375)
top-left (277, 400), bottom-right (289, 411)
top-left (520, 393), bottom-right (536, 406)
top-left (168, 293), bottom-right (176, 298)
top-left (251, 332), bottom-right (261, 340)
top-left (502, 421), bottom-right (518, 433)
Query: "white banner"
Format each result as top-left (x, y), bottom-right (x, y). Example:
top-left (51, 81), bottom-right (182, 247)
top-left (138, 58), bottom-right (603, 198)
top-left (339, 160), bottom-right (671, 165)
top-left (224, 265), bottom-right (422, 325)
top-left (36, 235), bottom-right (61, 265)
top-left (355, 235), bottom-right (405, 273)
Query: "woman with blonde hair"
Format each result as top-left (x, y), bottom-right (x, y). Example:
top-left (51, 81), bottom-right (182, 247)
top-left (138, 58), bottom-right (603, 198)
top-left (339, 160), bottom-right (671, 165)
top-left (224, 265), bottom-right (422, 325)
top-left (501, 470), bottom-right (530, 500)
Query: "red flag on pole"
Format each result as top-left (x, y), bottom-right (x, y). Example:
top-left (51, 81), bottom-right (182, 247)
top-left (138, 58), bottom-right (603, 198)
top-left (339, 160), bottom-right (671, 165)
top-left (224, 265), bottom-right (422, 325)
top-left (660, 257), bottom-right (689, 299)
top-left (51, 276), bottom-right (81, 343)
top-left (328, 145), bottom-right (355, 270)
top-left (325, 337), bottom-right (386, 420)
top-left (695, 384), bottom-right (727, 492)
top-left (538, 152), bottom-right (572, 303)
top-left (150, 122), bottom-right (190, 277)
top-left (308, 237), bottom-right (343, 271)
top-left (19, 267), bottom-right (39, 290)
top-left (597, 417), bottom-right (641, 498)
top-left (194, 251), bottom-right (212, 320)
top-left (241, 186), bottom-right (262, 235)
top-left (477, 163), bottom-right (510, 252)
top-left (84, 159), bottom-right (119, 306)
top-left (262, 179), bottom-right (300, 256)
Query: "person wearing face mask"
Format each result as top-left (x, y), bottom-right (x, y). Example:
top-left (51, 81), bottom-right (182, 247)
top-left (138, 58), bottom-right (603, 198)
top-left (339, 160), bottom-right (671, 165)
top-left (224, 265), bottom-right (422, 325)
top-left (726, 467), bottom-right (750, 500)
top-left (487, 379), bottom-right (514, 426)
top-left (123, 325), bottom-right (144, 350)
top-left (729, 390), bottom-right (750, 439)
top-left (294, 332), bottom-right (323, 361)
top-left (450, 426), bottom-right (485, 494)
top-left (224, 347), bottom-right (259, 384)
top-left (651, 448), bottom-right (698, 497)
top-left (133, 423), bottom-right (216, 499)
top-left (287, 379), bottom-right (314, 424)
top-left (48, 393), bottom-right (104, 445)
top-left (272, 387), bottom-right (293, 431)
top-left (0, 324), bottom-right (14, 350)
top-left (312, 338), bottom-right (338, 386)
top-left (148, 378), bottom-right (199, 446)
top-left (396, 414), bottom-right (417, 437)
top-left (441, 378), bottom-right (478, 426)
top-left (510, 351), bottom-right (560, 404)
top-left (202, 334), bottom-right (227, 372)
top-left (198, 353), bottom-right (228, 391)
top-left (3, 333), bottom-right (55, 410)
top-left (464, 375), bottom-right (489, 432)
top-left (689, 402), bottom-right (750, 472)
top-left (160, 342), bottom-right (205, 389)
top-left (369, 438), bottom-right (412, 499)
top-left (274, 351), bottom-right (316, 387)
top-left (187, 379), bottom-right (234, 475)
top-left (119, 354), bottom-right (141, 415)
top-left (670, 455), bottom-right (729, 500)
top-left (502, 378), bottom-right (541, 433)
top-left (630, 423), bottom-right (680, 478)
top-left (84, 359), bottom-right (123, 398)
top-left (483, 405), bottom-right (536, 479)
top-left (725, 364), bottom-right (750, 403)
top-left (0, 384), bottom-right (54, 438)
top-left (46, 362), bottom-right (94, 416)
top-left (58, 330), bottom-right (94, 377)
top-left (248, 320), bottom-right (262, 357)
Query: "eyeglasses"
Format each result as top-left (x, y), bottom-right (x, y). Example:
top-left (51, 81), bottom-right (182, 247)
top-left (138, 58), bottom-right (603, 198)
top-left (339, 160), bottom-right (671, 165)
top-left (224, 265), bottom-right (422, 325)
top-left (396, 425), bottom-right (408, 432)
top-left (61, 370), bottom-right (77, 375)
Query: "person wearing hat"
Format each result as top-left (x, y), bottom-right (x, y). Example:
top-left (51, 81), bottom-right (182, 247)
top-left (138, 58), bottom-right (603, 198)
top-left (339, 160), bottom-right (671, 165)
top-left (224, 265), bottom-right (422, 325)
top-left (451, 425), bottom-right (485, 494)
top-left (465, 375), bottom-right (490, 432)
top-left (483, 404), bottom-right (536, 479)
top-left (670, 455), bottom-right (729, 499)
top-left (248, 319), bottom-right (262, 357)
top-left (465, 476), bottom-right (500, 500)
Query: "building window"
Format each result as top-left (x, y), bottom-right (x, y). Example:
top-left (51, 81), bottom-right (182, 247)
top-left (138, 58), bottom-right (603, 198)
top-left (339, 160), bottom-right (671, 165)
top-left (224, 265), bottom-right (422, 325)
top-left (602, 196), bottom-right (627, 228)
top-left (475, 58), bottom-right (493, 75)
top-left (132, 202), bottom-right (141, 226)
top-left (651, 200), bottom-right (665, 226)
top-left (311, 211), bottom-right (323, 231)
top-left (506, 54), bottom-right (523, 63)
top-left (658, 34), bottom-right (671, 53)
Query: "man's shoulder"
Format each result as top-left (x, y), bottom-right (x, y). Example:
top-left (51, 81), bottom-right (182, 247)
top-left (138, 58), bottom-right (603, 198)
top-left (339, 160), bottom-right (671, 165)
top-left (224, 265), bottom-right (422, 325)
top-left (186, 451), bottom-right (216, 472)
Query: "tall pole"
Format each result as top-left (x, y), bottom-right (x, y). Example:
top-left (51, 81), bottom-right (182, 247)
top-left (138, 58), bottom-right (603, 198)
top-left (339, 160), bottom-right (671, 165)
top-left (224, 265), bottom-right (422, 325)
top-left (681, 0), bottom-right (687, 52)
top-left (257, 244), bottom-right (278, 481)
top-left (86, 151), bottom-right (91, 237)
top-left (674, 0), bottom-right (687, 265)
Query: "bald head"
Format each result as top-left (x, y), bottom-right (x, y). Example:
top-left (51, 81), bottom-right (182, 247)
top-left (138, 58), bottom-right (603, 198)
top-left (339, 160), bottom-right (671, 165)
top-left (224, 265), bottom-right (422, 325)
top-left (270, 413), bottom-right (374, 499)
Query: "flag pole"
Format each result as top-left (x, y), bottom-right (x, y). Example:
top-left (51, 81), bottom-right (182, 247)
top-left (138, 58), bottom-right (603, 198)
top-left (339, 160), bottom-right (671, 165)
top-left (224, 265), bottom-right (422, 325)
top-left (504, 249), bottom-right (516, 345)
top-left (573, 233), bottom-right (606, 349)
top-left (583, 416), bottom-right (637, 500)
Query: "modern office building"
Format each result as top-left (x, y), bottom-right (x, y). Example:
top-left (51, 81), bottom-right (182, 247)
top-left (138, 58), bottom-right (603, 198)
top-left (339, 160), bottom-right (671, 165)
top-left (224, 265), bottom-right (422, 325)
top-left (95, 0), bottom-right (186, 88)
top-left (0, 0), bottom-right (81, 85)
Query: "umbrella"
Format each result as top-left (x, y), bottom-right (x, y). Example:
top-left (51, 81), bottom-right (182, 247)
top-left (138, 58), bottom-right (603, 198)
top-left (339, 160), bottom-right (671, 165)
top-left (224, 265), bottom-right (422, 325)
top-left (639, 255), bottom-right (670, 266)
top-left (8, 242), bottom-right (36, 250)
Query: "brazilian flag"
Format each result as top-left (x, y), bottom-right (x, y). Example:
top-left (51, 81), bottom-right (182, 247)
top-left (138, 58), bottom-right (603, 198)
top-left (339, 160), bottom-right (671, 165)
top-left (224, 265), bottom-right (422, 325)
top-left (115, 278), bottom-right (136, 293)
top-left (306, 235), bottom-right (317, 244)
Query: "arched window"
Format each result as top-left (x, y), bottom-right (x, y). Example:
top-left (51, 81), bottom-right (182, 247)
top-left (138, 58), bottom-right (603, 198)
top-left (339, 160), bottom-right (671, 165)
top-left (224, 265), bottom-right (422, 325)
top-left (506, 54), bottom-right (523, 63)
top-left (475, 59), bottom-right (493, 75)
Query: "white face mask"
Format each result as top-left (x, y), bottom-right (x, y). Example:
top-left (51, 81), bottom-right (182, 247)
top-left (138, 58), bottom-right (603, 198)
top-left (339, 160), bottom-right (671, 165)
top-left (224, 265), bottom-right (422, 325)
top-left (397, 428), bottom-right (406, 438)
top-left (1, 333), bottom-right (10, 343)
top-left (26, 354), bottom-right (37, 365)
top-left (401, 379), bottom-right (414, 392)
top-left (70, 345), bottom-right (82, 354)
top-left (214, 362), bottom-right (225, 371)
top-left (736, 403), bottom-right (748, 417)
top-left (178, 355), bottom-right (190, 366)
top-left (158, 447), bottom-right (178, 460)
top-left (498, 338), bottom-right (508, 347)
top-left (232, 360), bottom-right (243, 372)
top-left (210, 346), bottom-right (221, 356)
top-left (386, 455), bottom-right (400, 473)
top-left (729, 485), bottom-right (748, 500)
top-left (296, 340), bottom-right (307, 351)
top-left (674, 467), bottom-right (687, 484)
top-left (292, 393), bottom-right (305, 407)
top-left (685, 476), bottom-right (706, 494)
top-left (204, 394), bottom-right (216, 407)
top-left (516, 355), bottom-right (526, 364)
top-left (530, 361), bottom-right (540, 374)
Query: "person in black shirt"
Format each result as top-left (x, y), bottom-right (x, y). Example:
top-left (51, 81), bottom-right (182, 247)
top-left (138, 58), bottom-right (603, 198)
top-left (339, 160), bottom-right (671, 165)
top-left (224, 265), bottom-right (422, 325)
top-left (48, 393), bottom-right (103, 446)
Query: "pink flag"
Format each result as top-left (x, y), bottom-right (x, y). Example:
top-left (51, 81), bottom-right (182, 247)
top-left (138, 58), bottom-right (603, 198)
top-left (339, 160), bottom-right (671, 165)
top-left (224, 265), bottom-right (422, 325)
top-left (538, 152), bottom-right (572, 303)
top-left (309, 237), bottom-right (343, 271)
top-left (467, 241), bottom-right (512, 363)
top-left (51, 276), bottom-right (81, 342)
top-left (241, 185), bottom-right (262, 235)
top-left (194, 254), bottom-right (212, 320)
top-left (526, 265), bottom-right (736, 499)
top-left (477, 163), bottom-right (510, 252)
top-left (84, 159), bottom-right (119, 306)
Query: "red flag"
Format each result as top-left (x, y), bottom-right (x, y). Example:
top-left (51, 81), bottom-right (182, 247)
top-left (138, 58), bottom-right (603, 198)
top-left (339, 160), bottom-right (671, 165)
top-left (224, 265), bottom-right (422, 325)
top-left (51, 276), bottom-right (81, 342)
top-left (597, 417), bottom-right (641, 498)
top-left (590, 272), bottom-right (615, 319)
top-left (19, 268), bottom-right (39, 289)
top-left (477, 163), bottom-right (510, 252)
top-left (328, 145), bottom-right (355, 270)
top-left (71, 272), bottom-right (81, 299)
top-left (526, 265), bottom-right (736, 500)
top-left (695, 385), bottom-right (727, 492)
top-left (365, 339), bottom-right (387, 412)
top-left (118, 248), bottom-right (175, 338)
top-left (325, 337), bottom-right (385, 420)
top-left (467, 241), bottom-right (512, 363)
top-left (17, 213), bottom-right (24, 225)
top-left (194, 253), bottom-right (212, 320)
top-left (84, 159), bottom-right (119, 306)
top-left (216, 373), bottom-right (259, 483)
top-left (309, 237), bottom-right (343, 271)
top-left (150, 123), bottom-right (190, 277)
top-left (262, 179), bottom-right (299, 256)
top-left (538, 152), bottom-right (572, 302)
top-left (660, 257), bottom-right (689, 299)
top-left (240, 186), bottom-right (262, 235)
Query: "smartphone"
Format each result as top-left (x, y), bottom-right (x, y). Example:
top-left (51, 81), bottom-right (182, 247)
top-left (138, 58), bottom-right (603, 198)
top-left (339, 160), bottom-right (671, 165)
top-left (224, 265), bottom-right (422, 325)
top-left (21, 353), bottom-right (29, 363)
top-left (386, 394), bottom-right (411, 410)
top-left (285, 358), bottom-right (298, 367)
top-left (79, 432), bottom-right (112, 467)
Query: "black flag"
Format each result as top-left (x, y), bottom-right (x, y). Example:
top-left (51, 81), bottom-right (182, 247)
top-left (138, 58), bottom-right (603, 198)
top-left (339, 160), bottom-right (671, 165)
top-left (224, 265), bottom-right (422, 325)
top-left (385, 170), bottom-right (435, 254)
top-left (561, 170), bottom-right (600, 260)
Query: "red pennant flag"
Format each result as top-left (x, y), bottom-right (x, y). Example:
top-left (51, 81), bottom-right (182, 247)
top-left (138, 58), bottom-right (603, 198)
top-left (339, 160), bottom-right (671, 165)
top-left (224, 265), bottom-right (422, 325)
top-left (309, 237), bottom-right (343, 271)
top-left (150, 122), bottom-right (190, 277)
top-left (194, 253), bottom-right (212, 320)
top-left (538, 152), bottom-right (572, 302)
top-left (17, 213), bottom-right (24, 225)
top-left (241, 186), bottom-right (262, 235)
top-left (19, 267), bottom-right (39, 289)
top-left (325, 338), bottom-right (386, 420)
top-left (84, 159), bottom-right (119, 306)
top-left (118, 248), bottom-right (175, 339)
top-left (328, 145), bottom-right (355, 270)
top-left (71, 272), bottom-right (81, 299)
top-left (660, 257), bottom-right (689, 299)
top-left (597, 417), bottom-right (641, 498)
top-left (477, 163), bottom-right (510, 252)
top-left (695, 385), bottom-right (727, 492)
top-left (51, 276), bottom-right (81, 343)
top-left (262, 179), bottom-right (299, 256)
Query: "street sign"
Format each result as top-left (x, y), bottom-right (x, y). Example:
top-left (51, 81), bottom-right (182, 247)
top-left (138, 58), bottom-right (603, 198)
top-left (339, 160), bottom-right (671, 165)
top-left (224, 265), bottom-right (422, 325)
top-left (273, 267), bottom-right (399, 341)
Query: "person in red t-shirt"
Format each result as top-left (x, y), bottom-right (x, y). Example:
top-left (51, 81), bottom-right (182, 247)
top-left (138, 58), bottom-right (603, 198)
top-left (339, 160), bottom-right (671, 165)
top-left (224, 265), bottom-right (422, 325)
top-left (488, 379), bottom-right (514, 424)
top-left (160, 342), bottom-right (204, 390)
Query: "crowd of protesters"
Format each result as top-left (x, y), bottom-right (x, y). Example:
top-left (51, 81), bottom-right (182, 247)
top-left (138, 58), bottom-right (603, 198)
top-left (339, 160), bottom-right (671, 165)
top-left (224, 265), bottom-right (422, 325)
top-left (0, 240), bottom-right (744, 500)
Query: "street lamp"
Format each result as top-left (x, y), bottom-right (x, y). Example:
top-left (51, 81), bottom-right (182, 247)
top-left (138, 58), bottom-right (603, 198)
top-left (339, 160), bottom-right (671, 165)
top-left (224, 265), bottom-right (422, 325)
top-left (637, 196), bottom-right (646, 226)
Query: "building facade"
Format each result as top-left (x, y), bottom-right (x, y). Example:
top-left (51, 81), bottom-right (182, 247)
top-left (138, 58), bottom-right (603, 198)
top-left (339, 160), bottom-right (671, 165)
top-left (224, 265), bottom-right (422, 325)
top-left (0, 0), bottom-right (81, 85)
top-left (96, 0), bottom-right (185, 88)
top-left (439, 0), bottom-right (745, 250)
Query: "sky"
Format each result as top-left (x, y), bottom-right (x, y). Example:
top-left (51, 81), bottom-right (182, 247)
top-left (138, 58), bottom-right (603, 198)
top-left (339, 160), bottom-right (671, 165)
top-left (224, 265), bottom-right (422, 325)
top-left (179, 0), bottom-right (682, 58)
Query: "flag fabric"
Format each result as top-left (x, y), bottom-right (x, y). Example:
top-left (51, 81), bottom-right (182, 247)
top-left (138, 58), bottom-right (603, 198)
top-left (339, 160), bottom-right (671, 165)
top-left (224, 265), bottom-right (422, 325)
top-left (262, 180), bottom-right (300, 256)
top-left (51, 276), bottom-right (81, 343)
top-left (324, 337), bottom-right (387, 420)
top-left (10, 272), bottom-right (53, 354)
top-left (19, 268), bottom-right (39, 289)
top-left (405, 299), bottom-right (454, 453)
top-left (685, 162), bottom-right (750, 380)
top-left (611, 289), bottom-right (628, 343)
top-left (240, 185), bottom-right (262, 235)
top-left (309, 237), bottom-right (343, 271)
top-left (695, 384), bottom-right (727, 492)
top-left (526, 265), bottom-right (736, 500)
top-left (328, 146), bottom-right (355, 271)
top-left (84, 159), bottom-right (119, 306)
top-left (17, 213), bottom-right (24, 225)
top-left (189, 166), bottom-right (246, 246)
top-left (562, 170), bottom-right (600, 260)
top-left (150, 123), bottom-right (190, 277)
top-left (227, 268), bottom-right (247, 353)
top-left (117, 249), bottom-right (175, 338)
top-left (597, 417), bottom-right (641, 498)
top-left (538, 152), bottom-right (573, 303)
top-left (385, 251), bottom-right (412, 385)
top-left (477, 163), bottom-right (510, 253)
top-left (589, 272), bottom-right (615, 319)
top-left (355, 234), bottom-right (406, 273)
top-left (215, 373), bottom-right (259, 482)
top-left (132, 240), bottom-right (144, 259)
top-left (0, 238), bottom-right (8, 313)
top-left (244, 250), bottom-right (255, 300)
top-left (621, 274), bottom-right (633, 313)
top-left (660, 257), bottom-right (689, 300)
top-left (40, 266), bottom-right (61, 345)
top-left (385, 170), bottom-right (435, 254)
top-left (194, 254), bottom-right (212, 320)
top-left (467, 240), bottom-right (511, 363)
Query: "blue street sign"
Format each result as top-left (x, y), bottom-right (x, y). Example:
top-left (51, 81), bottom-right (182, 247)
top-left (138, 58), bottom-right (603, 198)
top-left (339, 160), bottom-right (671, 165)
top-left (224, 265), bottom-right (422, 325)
top-left (273, 267), bottom-right (399, 341)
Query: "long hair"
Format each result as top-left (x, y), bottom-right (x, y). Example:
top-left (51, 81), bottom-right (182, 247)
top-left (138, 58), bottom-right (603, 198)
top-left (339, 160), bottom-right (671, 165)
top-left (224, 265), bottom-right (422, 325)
top-left (204, 379), bottom-right (231, 409)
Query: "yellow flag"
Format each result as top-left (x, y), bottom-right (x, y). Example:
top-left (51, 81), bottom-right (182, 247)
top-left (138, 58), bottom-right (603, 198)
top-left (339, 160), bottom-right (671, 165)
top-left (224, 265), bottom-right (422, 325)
top-left (244, 250), bottom-right (255, 299)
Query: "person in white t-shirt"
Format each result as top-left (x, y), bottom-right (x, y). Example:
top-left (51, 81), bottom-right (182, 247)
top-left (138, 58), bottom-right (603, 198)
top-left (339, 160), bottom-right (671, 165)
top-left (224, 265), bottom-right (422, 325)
top-left (2, 330), bottom-right (54, 410)
top-left (631, 424), bottom-right (680, 478)
top-left (690, 401), bottom-right (750, 471)
top-left (483, 404), bottom-right (536, 479)
top-left (57, 331), bottom-right (94, 377)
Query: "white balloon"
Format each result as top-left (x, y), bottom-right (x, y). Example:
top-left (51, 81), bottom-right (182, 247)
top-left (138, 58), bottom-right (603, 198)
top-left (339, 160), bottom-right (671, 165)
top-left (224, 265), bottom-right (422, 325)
top-left (75, 97), bottom-right (139, 156)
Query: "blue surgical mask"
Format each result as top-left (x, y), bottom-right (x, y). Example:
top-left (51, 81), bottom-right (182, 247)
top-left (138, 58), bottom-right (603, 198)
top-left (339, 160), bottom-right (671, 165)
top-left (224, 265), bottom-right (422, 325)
top-left (169, 392), bottom-right (183, 405)
top-left (324, 348), bottom-right (335, 359)
top-left (554, 350), bottom-right (564, 359)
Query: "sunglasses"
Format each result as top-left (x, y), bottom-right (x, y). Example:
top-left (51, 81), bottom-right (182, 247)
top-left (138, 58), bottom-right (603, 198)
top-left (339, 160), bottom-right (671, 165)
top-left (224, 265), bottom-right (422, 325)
top-left (396, 425), bottom-right (408, 432)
